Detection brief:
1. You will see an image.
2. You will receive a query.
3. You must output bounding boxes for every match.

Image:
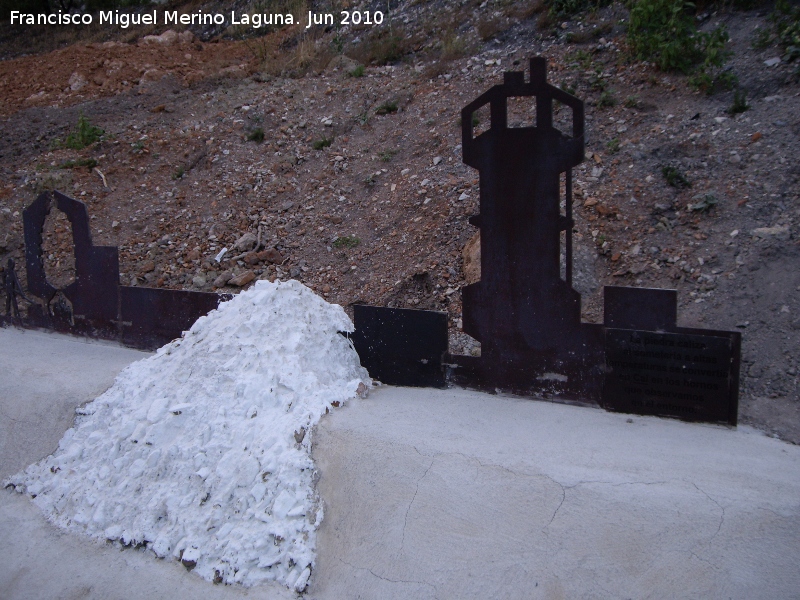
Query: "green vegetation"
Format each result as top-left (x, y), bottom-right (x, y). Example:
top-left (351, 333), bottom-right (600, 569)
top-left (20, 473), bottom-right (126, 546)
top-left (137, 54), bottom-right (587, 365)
top-left (662, 165), bottom-right (691, 188)
top-left (247, 128), bottom-right (265, 143)
top-left (172, 166), bottom-right (185, 180)
top-left (598, 90), bottom-right (616, 107)
top-left (624, 95), bottom-right (640, 108)
top-left (375, 100), bottom-right (399, 115)
top-left (477, 18), bottom-right (503, 42)
top-left (353, 27), bottom-right (416, 66)
top-left (457, 113), bottom-right (481, 127)
top-left (728, 88), bottom-right (749, 114)
top-left (752, 26), bottom-right (773, 50)
top-left (57, 114), bottom-right (104, 150)
top-left (566, 21), bottom-right (613, 44)
top-left (331, 34), bottom-right (345, 54)
top-left (773, 0), bottom-right (800, 64)
top-left (312, 137), bottom-right (333, 150)
top-left (687, 27), bottom-right (737, 94)
top-left (589, 67), bottom-right (607, 91)
top-left (379, 149), bottom-right (397, 162)
top-left (567, 49), bottom-right (594, 70)
top-left (627, 0), bottom-right (734, 93)
top-left (628, 0), bottom-right (701, 73)
top-left (332, 235), bottom-right (360, 249)
top-left (687, 194), bottom-right (718, 213)
top-left (58, 158), bottom-right (97, 170)
top-left (349, 65), bottom-right (365, 78)
top-left (545, 0), bottom-right (611, 18)
top-left (441, 30), bottom-right (469, 60)
top-left (606, 137), bottom-right (621, 154)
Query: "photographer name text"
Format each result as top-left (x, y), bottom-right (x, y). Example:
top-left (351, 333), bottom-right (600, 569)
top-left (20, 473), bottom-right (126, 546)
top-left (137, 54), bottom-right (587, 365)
top-left (10, 9), bottom-right (384, 29)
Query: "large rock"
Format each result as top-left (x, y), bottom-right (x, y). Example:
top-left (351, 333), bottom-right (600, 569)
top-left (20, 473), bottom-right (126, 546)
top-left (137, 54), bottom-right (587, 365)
top-left (213, 270), bottom-right (233, 288)
top-left (141, 30), bottom-right (179, 46)
top-left (68, 72), bottom-right (87, 92)
top-left (229, 270), bottom-right (256, 287)
top-left (462, 232), bottom-right (481, 285)
top-left (234, 232), bottom-right (258, 252)
top-left (752, 225), bottom-right (791, 241)
top-left (258, 248), bottom-right (284, 264)
top-left (326, 55), bottom-right (362, 74)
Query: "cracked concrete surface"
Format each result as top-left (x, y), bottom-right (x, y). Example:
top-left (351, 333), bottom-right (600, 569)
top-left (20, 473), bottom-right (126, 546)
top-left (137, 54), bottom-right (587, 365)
top-left (0, 328), bottom-right (150, 482)
top-left (1, 327), bottom-right (799, 599)
top-left (311, 386), bottom-right (800, 600)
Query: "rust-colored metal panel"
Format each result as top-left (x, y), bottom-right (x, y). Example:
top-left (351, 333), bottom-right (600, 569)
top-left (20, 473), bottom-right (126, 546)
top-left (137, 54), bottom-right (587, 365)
top-left (351, 304), bottom-right (448, 388)
top-left (120, 286), bottom-right (230, 350)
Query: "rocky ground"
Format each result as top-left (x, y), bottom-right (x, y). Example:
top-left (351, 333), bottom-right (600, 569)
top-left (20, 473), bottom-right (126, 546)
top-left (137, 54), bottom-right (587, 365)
top-left (0, 2), bottom-right (798, 441)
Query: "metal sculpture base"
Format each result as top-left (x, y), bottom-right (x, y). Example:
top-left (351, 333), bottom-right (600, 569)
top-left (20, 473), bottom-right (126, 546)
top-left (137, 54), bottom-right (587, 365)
top-left (1, 191), bottom-right (229, 350)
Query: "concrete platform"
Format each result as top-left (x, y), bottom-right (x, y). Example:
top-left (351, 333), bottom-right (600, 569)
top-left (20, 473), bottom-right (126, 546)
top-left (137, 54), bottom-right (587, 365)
top-left (2, 326), bottom-right (799, 599)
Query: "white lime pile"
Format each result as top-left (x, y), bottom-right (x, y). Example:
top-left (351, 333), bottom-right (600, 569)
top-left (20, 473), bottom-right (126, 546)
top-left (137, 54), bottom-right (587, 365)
top-left (6, 279), bottom-right (369, 591)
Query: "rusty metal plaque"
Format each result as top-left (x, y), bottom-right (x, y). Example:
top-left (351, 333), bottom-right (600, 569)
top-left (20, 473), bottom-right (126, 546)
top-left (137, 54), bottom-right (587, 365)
top-left (350, 304), bottom-right (448, 388)
top-left (604, 328), bottom-right (741, 425)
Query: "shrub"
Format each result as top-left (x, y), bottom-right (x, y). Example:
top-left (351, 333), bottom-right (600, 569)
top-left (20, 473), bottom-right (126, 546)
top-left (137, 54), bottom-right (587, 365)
top-left (728, 89), bottom-right (749, 114)
top-left (59, 114), bottom-right (104, 150)
top-left (773, 0), bottom-right (800, 64)
top-left (248, 128), bottom-right (265, 143)
top-left (688, 26), bottom-right (737, 93)
top-left (628, 0), bottom-right (734, 92)
top-left (349, 65), bottom-right (365, 78)
top-left (752, 26), bottom-right (773, 50)
top-left (546, 0), bottom-right (611, 18)
top-left (332, 235), bottom-right (360, 249)
top-left (312, 137), bottom-right (333, 150)
top-left (662, 165), bottom-right (691, 188)
top-left (628, 0), bottom-right (701, 73)
top-left (589, 66), bottom-right (607, 91)
top-left (687, 194), bottom-right (718, 213)
top-left (440, 26), bottom-right (469, 61)
top-left (375, 100), bottom-right (398, 115)
top-left (598, 90), bottom-right (616, 107)
top-left (58, 158), bottom-right (98, 170)
top-left (352, 26), bottom-right (417, 66)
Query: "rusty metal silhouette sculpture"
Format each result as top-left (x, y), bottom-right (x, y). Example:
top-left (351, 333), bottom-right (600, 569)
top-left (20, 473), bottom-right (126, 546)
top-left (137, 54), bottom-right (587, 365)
top-left (1, 190), bottom-right (229, 350)
top-left (449, 56), bottom-right (604, 399)
top-left (23, 190), bottom-right (120, 336)
top-left (1, 60), bottom-right (741, 424)
top-left (352, 57), bottom-right (740, 425)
